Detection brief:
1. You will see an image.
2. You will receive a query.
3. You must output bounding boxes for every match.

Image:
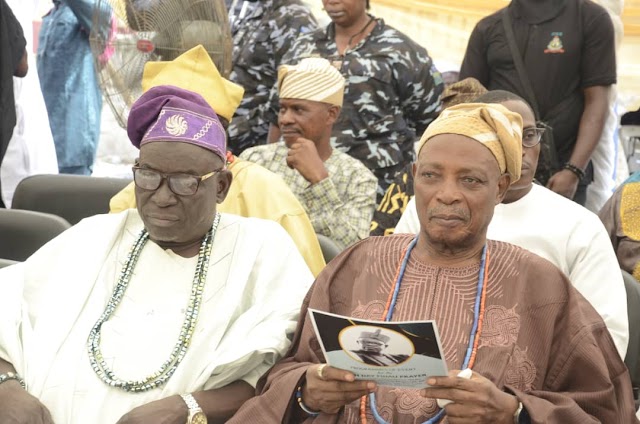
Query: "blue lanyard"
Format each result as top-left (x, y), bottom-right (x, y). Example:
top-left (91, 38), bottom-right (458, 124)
top-left (368, 239), bottom-right (488, 424)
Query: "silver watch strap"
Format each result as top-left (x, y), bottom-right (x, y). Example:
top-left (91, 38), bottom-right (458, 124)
top-left (0, 371), bottom-right (26, 389)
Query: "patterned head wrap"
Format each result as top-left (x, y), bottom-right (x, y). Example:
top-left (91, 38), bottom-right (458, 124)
top-left (418, 103), bottom-right (523, 182)
top-left (277, 57), bottom-right (345, 106)
top-left (128, 86), bottom-right (227, 162)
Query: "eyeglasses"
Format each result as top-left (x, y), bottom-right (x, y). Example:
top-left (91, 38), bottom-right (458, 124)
top-left (522, 127), bottom-right (546, 148)
top-left (132, 166), bottom-right (221, 196)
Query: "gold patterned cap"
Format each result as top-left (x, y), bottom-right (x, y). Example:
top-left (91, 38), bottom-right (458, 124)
top-left (418, 103), bottom-right (523, 182)
top-left (142, 45), bottom-right (243, 122)
top-left (441, 77), bottom-right (488, 109)
top-left (278, 58), bottom-right (345, 106)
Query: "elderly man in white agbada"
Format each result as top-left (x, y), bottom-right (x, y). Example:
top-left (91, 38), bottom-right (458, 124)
top-left (0, 46), bottom-right (313, 424)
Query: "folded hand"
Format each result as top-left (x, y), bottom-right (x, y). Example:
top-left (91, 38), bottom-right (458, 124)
top-left (421, 370), bottom-right (519, 424)
top-left (0, 381), bottom-right (55, 424)
top-left (116, 395), bottom-right (188, 424)
top-left (302, 364), bottom-right (376, 414)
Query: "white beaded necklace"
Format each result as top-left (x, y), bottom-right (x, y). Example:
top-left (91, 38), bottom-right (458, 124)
top-left (86, 213), bottom-right (221, 392)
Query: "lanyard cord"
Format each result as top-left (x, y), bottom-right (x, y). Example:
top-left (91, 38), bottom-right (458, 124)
top-left (362, 239), bottom-right (489, 424)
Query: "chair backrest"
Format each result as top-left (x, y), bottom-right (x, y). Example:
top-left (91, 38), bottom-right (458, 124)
top-left (622, 269), bottom-right (640, 401)
top-left (12, 174), bottom-right (132, 225)
top-left (0, 258), bottom-right (18, 269)
top-left (0, 209), bottom-right (71, 261)
top-left (621, 125), bottom-right (640, 173)
top-left (316, 234), bottom-right (342, 264)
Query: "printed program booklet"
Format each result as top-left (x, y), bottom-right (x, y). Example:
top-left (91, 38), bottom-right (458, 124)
top-left (308, 309), bottom-right (448, 388)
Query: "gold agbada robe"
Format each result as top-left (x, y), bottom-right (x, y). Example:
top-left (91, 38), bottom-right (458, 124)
top-left (229, 235), bottom-right (638, 423)
top-left (599, 176), bottom-right (640, 281)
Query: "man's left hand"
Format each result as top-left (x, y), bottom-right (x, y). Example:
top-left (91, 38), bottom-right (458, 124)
top-left (546, 169), bottom-right (580, 200)
top-left (285, 137), bottom-right (329, 184)
top-left (116, 396), bottom-right (188, 424)
top-left (421, 370), bottom-right (519, 424)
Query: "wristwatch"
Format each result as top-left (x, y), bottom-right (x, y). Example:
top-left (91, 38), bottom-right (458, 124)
top-left (513, 401), bottom-right (524, 424)
top-left (0, 371), bottom-right (25, 388)
top-left (180, 393), bottom-right (207, 424)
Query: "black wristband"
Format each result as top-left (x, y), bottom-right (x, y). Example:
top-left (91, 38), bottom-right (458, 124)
top-left (563, 162), bottom-right (585, 180)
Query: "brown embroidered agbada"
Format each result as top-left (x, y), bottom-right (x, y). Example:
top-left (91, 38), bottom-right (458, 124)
top-left (230, 235), bottom-right (638, 424)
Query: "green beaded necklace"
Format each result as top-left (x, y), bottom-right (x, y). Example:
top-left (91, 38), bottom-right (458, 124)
top-left (86, 213), bottom-right (221, 392)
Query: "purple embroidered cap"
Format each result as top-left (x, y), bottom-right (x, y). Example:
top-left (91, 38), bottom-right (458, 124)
top-left (127, 85), bottom-right (226, 162)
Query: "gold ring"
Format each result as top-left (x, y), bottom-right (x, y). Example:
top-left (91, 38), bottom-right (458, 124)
top-left (316, 364), bottom-right (327, 380)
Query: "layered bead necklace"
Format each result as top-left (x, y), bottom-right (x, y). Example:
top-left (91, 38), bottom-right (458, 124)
top-left (360, 237), bottom-right (490, 424)
top-left (86, 213), bottom-right (221, 392)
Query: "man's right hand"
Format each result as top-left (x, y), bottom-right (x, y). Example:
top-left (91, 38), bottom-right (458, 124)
top-left (301, 364), bottom-right (376, 414)
top-left (285, 137), bottom-right (329, 184)
top-left (0, 381), bottom-right (55, 424)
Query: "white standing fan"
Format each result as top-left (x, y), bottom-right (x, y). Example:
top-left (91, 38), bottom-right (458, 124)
top-left (90, 0), bottom-right (233, 128)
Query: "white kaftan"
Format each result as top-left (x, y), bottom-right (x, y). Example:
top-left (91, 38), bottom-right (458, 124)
top-left (0, 210), bottom-right (313, 423)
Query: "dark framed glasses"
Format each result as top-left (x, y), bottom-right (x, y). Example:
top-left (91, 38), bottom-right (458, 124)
top-left (522, 127), bottom-right (546, 148)
top-left (132, 166), bottom-right (220, 196)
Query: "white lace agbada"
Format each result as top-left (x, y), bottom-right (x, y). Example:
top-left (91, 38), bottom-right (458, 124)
top-left (0, 211), bottom-right (313, 423)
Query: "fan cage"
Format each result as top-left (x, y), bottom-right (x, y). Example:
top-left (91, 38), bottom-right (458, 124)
top-left (90, 0), bottom-right (232, 128)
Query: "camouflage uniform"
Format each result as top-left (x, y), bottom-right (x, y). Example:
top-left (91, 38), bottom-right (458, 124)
top-left (227, 0), bottom-right (317, 154)
top-left (265, 18), bottom-right (444, 198)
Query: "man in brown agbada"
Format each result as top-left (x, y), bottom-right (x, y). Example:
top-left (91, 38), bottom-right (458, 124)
top-left (229, 103), bottom-right (638, 423)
